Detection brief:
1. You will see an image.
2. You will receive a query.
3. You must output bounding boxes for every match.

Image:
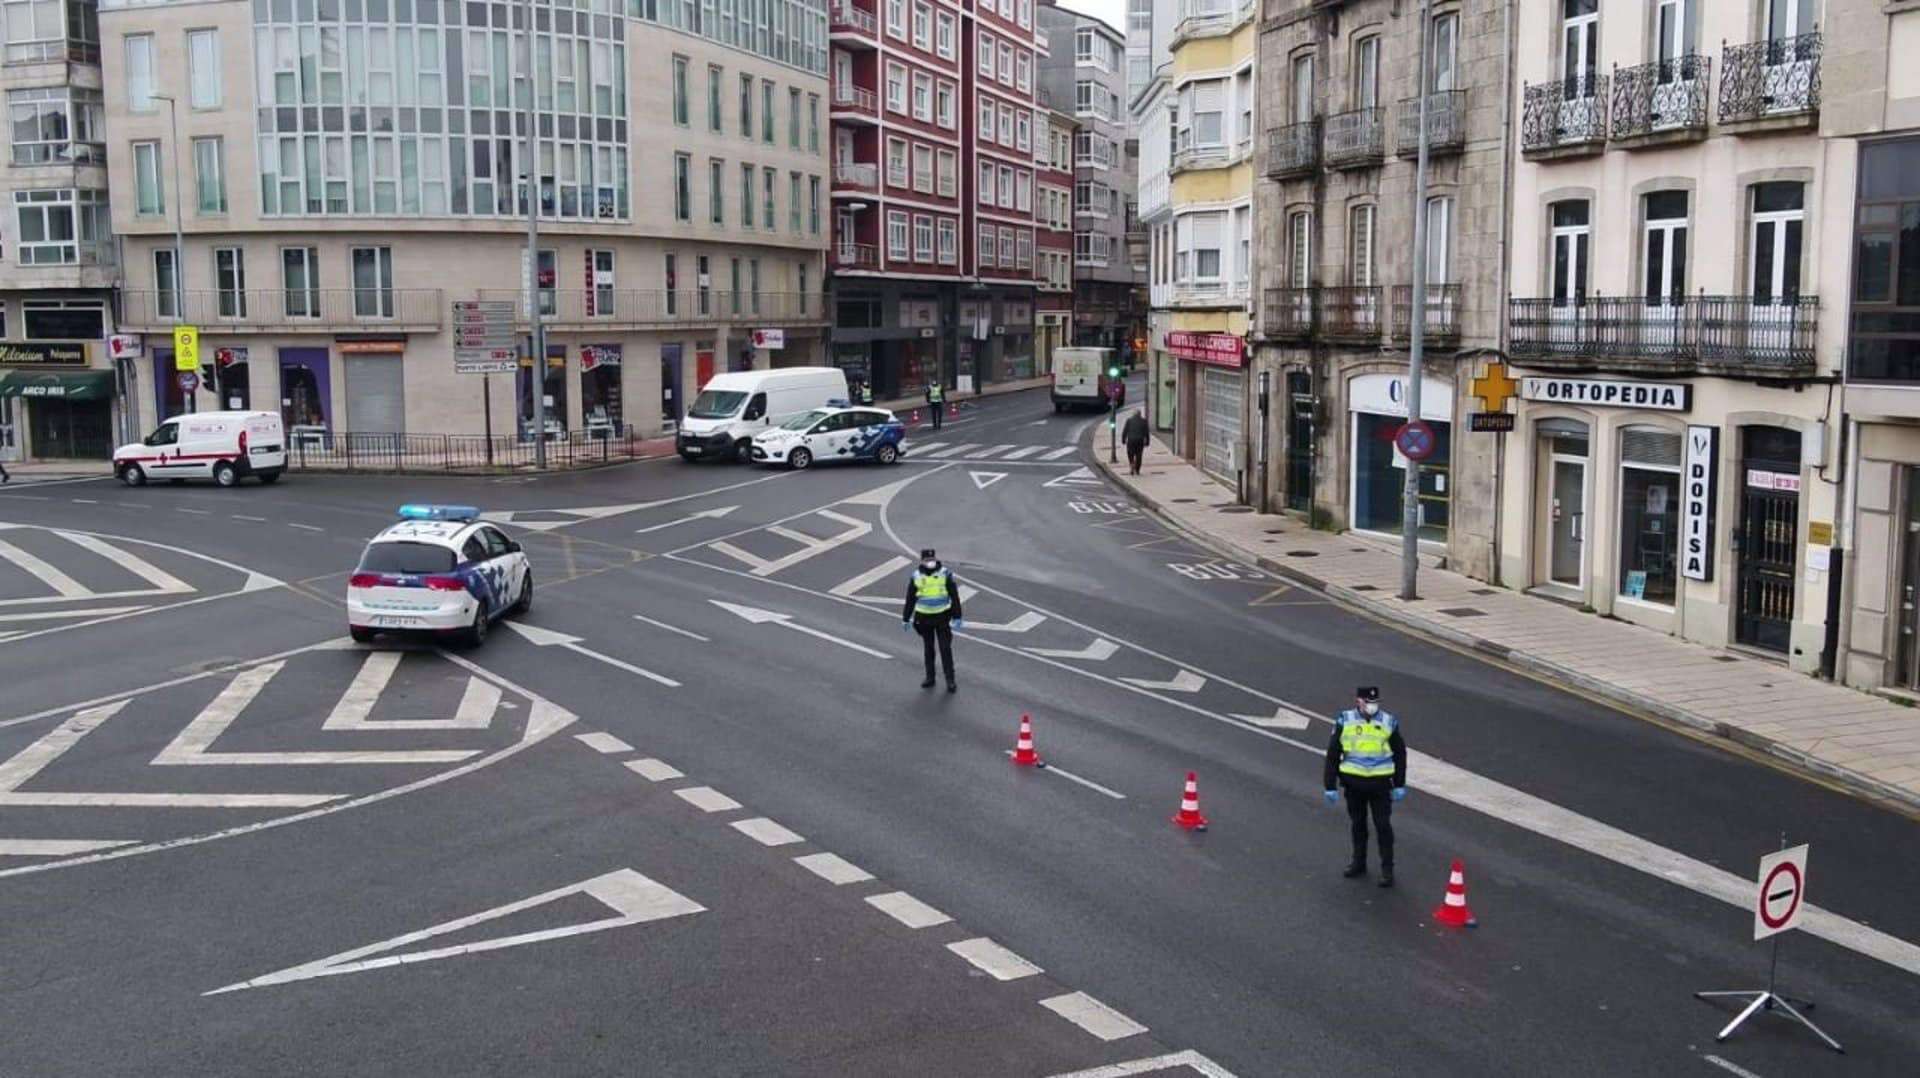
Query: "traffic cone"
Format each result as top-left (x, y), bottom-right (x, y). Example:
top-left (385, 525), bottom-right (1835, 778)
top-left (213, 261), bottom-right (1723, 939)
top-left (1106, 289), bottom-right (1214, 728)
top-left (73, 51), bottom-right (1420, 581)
top-left (1432, 859), bottom-right (1478, 927)
top-left (1170, 771), bottom-right (1208, 831)
top-left (1011, 713), bottom-right (1042, 767)
top-left (911, 409), bottom-right (921, 426)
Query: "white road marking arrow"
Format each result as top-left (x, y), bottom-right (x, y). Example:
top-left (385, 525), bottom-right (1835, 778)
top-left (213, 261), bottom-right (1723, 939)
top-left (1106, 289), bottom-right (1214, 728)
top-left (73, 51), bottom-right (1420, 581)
top-left (970, 471), bottom-right (1008, 490)
top-left (1042, 466), bottom-right (1105, 489)
top-left (502, 622), bottom-right (681, 687)
top-left (1025, 637), bottom-right (1119, 661)
top-left (1233, 705), bottom-right (1314, 731)
top-left (709, 600), bottom-right (890, 658)
top-left (966, 611), bottom-right (1046, 633)
top-left (205, 868), bottom-right (704, 994)
top-left (633, 505), bottom-right (739, 534)
top-left (1119, 669), bottom-right (1206, 693)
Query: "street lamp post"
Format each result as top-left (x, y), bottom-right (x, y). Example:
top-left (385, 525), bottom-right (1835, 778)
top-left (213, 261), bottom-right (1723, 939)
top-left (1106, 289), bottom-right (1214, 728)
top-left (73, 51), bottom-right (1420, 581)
top-left (151, 93), bottom-right (192, 413)
top-left (521, 0), bottom-right (547, 470)
top-left (1399, 0), bottom-right (1435, 601)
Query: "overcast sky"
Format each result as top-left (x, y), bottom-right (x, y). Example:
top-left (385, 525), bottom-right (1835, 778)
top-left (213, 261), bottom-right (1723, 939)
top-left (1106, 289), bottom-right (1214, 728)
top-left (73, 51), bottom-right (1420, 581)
top-left (1055, 0), bottom-right (1124, 35)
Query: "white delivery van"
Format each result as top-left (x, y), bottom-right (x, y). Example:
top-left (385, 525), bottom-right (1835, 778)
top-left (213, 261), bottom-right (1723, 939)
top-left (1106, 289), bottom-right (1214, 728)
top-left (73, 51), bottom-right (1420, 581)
top-left (1052, 347), bottom-right (1121, 413)
top-left (114, 410), bottom-right (288, 488)
top-left (677, 366), bottom-right (851, 462)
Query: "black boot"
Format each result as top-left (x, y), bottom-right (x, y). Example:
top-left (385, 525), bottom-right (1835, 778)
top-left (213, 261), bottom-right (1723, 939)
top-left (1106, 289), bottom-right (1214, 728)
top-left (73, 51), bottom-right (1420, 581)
top-left (921, 677), bottom-right (935, 689)
top-left (946, 680), bottom-right (958, 693)
top-left (1342, 862), bottom-right (1366, 879)
top-left (1377, 867), bottom-right (1395, 888)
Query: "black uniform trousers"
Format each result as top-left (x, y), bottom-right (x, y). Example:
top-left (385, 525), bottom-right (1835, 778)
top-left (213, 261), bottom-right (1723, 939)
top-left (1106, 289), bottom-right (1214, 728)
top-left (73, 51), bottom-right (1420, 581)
top-left (915, 613), bottom-right (955, 683)
top-left (1341, 776), bottom-right (1394, 869)
top-left (929, 401), bottom-right (945, 428)
top-left (1125, 441), bottom-right (1146, 474)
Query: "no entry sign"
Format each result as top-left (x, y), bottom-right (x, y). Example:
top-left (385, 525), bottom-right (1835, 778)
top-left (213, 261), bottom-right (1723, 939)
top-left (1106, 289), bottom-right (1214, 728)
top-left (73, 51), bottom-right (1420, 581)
top-left (1753, 844), bottom-right (1808, 941)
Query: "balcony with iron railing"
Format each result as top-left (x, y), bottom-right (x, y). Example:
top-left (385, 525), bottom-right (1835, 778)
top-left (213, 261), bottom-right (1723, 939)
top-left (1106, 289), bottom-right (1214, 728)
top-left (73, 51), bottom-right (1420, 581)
top-left (833, 243), bottom-right (880, 271)
top-left (1171, 141), bottom-right (1232, 174)
top-left (1266, 121), bottom-right (1320, 179)
top-left (475, 290), bottom-right (828, 327)
top-left (1610, 55), bottom-right (1709, 145)
top-left (830, 84), bottom-right (879, 122)
top-left (1320, 286), bottom-right (1383, 341)
top-left (118, 288), bottom-right (444, 332)
top-left (1260, 287), bottom-right (1314, 341)
top-left (1391, 284), bottom-right (1461, 346)
top-left (4, 39), bottom-right (100, 65)
top-left (832, 161), bottom-right (878, 193)
top-left (829, 2), bottom-right (879, 45)
top-left (1395, 91), bottom-right (1466, 158)
top-left (1719, 32), bottom-right (1820, 129)
top-left (1521, 74), bottom-right (1608, 159)
top-left (1324, 108), bottom-right (1384, 169)
top-left (1506, 294), bottom-right (1818, 375)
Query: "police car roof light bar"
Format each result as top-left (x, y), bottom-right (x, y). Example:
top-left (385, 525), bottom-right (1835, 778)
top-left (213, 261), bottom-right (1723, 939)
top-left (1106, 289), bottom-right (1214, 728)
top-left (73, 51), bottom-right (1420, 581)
top-left (398, 504), bottom-right (481, 523)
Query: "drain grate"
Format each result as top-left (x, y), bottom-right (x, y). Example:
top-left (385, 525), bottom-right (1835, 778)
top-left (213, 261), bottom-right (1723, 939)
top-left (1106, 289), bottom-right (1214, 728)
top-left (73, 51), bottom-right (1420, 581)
top-left (1286, 550), bottom-right (1320, 558)
top-left (1219, 505), bottom-right (1254, 514)
top-left (1471, 588), bottom-right (1498, 596)
top-left (1438, 607), bottom-right (1487, 618)
top-left (1350, 584), bottom-right (1378, 591)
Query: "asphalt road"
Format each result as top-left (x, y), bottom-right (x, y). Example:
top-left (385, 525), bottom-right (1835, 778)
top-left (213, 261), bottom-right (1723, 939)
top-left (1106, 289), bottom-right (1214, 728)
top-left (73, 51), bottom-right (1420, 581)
top-left (1, 383), bottom-right (1913, 1077)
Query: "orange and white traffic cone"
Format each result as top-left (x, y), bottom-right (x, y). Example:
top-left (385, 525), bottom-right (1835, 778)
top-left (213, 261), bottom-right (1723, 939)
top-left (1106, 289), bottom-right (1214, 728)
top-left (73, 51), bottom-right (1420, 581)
top-left (1170, 771), bottom-right (1208, 831)
top-left (910, 409), bottom-right (921, 426)
top-left (1432, 859), bottom-right (1478, 927)
top-left (1011, 713), bottom-right (1043, 767)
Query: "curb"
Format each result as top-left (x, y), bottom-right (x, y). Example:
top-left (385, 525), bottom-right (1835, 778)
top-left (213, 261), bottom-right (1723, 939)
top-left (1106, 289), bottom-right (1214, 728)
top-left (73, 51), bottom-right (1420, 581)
top-left (1086, 432), bottom-right (1920, 818)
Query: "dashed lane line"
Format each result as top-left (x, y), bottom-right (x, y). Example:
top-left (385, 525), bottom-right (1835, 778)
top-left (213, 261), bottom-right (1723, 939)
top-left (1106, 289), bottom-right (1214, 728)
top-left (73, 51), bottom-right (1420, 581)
top-left (865, 891), bottom-right (952, 929)
top-left (946, 937), bottom-right (1042, 981)
top-left (793, 851), bottom-right (874, 885)
top-left (288, 523), bottom-right (324, 532)
top-left (731, 817), bottom-right (805, 847)
top-left (1039, 992), bottom-right (1149, 1043)
top-left (674, 785), bottom-right (743, 813)
top-left (575, 731), bottom-right (635, 755)
top-left (625, 758), bottom-right (685, 782)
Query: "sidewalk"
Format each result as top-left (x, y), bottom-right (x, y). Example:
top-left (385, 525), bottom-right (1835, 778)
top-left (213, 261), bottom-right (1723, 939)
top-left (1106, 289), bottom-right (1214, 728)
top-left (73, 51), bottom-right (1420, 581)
top-left (1093, 427), bottom-right (1920, 815)
top-left (0, 460), bottom-right (110, 484)
top-left (876, 375), bottom-right (1050, 420)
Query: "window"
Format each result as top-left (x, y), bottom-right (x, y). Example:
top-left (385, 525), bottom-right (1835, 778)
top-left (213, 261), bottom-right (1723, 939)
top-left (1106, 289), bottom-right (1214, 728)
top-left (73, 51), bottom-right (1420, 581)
top-left (8, 87), bottom-right (104, 165)
top-left (193, 138), bottom-right (225, 214)
top-left (1290, 53), bottom-right (1314, 124)
top-left (125, 34), bottom-right (154, 111)
top-left (1641, 191), bottom-right (1688, 306)
top-left (887, 137), bottom-right (908, 186)
top-left (1016, 51), bottom-right (1030, 92)
top-left (1750, 181), bottom-right (1804, 305)
top-left (762, 80), bottom-right (775, 142)
top-left (672, 55), bottom-right (689, 125)
top-left (999, 104), bottom-right (1014, 145)
top-left (1016, 111), bottom-right (1030, 153)
top-left (912, 2), bottom-right (930, 49)
top-left (999, 164), bottom-right (1014, 207)
top-left (1348, 205), bottom-right (1374, 286)
top-left (936, 81), bottom-right (954, 128)
top-left (1289, 210), bottom-right (1311, 287)
top-left (912, 72), bottom-right (931, 121)
top-left (979, 160), bottom-right (995, 205)
top-left (887, 210), bottom-right (909, 258)
top-left (979, 32), bottom-right (994, 77)
top-left (998, 42), bottom-right (1013, 84)
top-left (809, 174), bottom-right (821, 233)
top-left (697, 254), bottom-right (711, 315)
top-left (1075, 231), bottom-right (1110, 265)
top-left (1848, 140), bottom-right (1920, 382)
top-left (1235, 205), bottom-right (1251, 287)
top-left (1186, 78), bottom-right (1225, 147)
top-left (709, 65), bottom-right (725, 131)
top-left (133, 140), bottom-right (163, 216)
top-left (729, 257), bottom-right (742, 314)
top-left (665, 253), bottom-right (677, 315)
top-left (1016, 230), bottom-right (1031, 270)
top-left (912, 144), bottom-right (933, 192)
top-left (1190, 212), bottom-right (1224, 281)
top-left (740, 73), bottom-right (754, 137)
top-left (154, 248), bottom-right (178, 317)
top-left (710, 158), bottom-right (725, 224)
top-left (789, 170), bottom-right (802, 232)
top-left (936, 149), bottom-right (956, 197)
top-left (1237, 69), bottom-right (1254, 146)
top-left (886, 62), bottom-right (907, 113)
top-left (1425, 196), bottom-right (1453, 284)
top-left (979, 226), bottom-right (995, 266)
top-left (887, 0), bottom-right (906, 40)
top-left (1562, 0), bottom-right (1600, 92)
top-left (282, 247), bottom-right (320, 319)
top-left (807, 93), bottom-right (820, 151)
top-left (1618, 427), bottom-right (1683, 606)
top-left (1015, 170), bottom-right (1030, 212)
top-left (1551, 199), bottom-right (1591, 305)
top-left (913, 214), bottom-right (934, 261)
top-left (750, 257), bottom-right (761, 313)
top-left (351, 246), bottom-right (394, 318)
top-left (789, 87), bottom-right (801, 147)
top-left (188, 29), bottom-right (221, 109)
top-left (936, 11), bottom-right (955, 58)
top-left (763, 165), bottom-right (777, 228)
top-left (1000, 227), bottom-right (1014, 266)
top-left (214, 248), bottom-right (247, 318)
top-left (1430, 11), bottom-right (1459, 93)
top-left (1354, 37), bottom-right (1380, 110)
top-left (979, 99), bottom-right (995, 141)
top-left (937, 218), bottom-right (957, 263)
top-left (673, 153), bottom-right (692, 221)
top-left (741, 163), bottom-right (755, 228)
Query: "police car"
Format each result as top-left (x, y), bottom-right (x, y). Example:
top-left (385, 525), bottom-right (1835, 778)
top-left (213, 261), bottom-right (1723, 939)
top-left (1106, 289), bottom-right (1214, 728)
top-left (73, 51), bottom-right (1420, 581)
top-left (347, 505), bottom-right (532, 646)
top-left (748, 403), bottom-right (907, 469)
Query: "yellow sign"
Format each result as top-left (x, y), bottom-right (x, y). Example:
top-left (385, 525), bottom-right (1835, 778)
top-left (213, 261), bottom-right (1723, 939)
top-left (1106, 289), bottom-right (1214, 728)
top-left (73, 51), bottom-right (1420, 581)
top-left (1471, 361), bottom-right (1520, 413)
top-left (1808, 521), bottom-right (1833, 546)
top-left (172, 326), bottom-right (200, 371)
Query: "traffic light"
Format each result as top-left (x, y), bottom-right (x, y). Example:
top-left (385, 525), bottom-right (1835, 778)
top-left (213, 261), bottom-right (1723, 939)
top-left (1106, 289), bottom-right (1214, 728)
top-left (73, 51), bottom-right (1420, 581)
top-left (1107, 365), bottom-right (1121, 379)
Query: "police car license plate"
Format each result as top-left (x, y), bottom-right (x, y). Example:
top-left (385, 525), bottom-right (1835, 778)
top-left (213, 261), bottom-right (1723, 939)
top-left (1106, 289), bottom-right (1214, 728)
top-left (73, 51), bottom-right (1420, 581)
top-left (684, 445), bottom-right (703, 454)
top-left (373, 614), bottom-right (424, 627)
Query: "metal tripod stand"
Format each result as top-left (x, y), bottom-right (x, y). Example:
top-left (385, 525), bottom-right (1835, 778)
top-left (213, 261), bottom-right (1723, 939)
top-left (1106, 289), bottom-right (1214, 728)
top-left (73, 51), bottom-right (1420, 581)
top-left (1694, 834), bottom-right (1843, 1053)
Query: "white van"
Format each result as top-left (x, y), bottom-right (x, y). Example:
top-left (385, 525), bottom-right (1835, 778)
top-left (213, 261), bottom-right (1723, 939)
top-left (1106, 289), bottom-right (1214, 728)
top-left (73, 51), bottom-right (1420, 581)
top-left (114, 411), bottom-right (288, 488)
top-left (677, 367), bottom-right (850, 462)
top-left (1052, 347), bottom-right (1121, 413)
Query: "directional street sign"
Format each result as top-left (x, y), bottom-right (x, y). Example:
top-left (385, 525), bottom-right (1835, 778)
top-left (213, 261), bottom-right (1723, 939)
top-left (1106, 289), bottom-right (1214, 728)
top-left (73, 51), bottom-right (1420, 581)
top-left (1754, 844), bottom-right (1809, 941)
top-left (1394, 419), bottom-right (1437, 462)
top-left (452, 300), bottom-right (519, 373)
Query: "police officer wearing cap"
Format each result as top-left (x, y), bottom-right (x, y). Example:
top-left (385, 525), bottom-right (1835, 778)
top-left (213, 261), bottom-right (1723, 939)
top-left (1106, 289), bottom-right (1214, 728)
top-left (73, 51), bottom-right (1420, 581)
top-left (1324, 686), bottom-right (1407, 887)
top-left (901, 547), bottom-right (964, 691)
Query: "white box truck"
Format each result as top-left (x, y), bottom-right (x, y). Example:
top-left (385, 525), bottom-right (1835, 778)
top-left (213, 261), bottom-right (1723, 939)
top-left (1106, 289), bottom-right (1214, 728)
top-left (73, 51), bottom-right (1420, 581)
top-left (1052, 347), bottom-right (1123, 413)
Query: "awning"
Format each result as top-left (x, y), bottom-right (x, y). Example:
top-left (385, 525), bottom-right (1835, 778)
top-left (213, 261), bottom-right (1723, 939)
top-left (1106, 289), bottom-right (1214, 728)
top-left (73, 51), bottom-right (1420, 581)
top-left (0, 369), bottom-right (114, 401)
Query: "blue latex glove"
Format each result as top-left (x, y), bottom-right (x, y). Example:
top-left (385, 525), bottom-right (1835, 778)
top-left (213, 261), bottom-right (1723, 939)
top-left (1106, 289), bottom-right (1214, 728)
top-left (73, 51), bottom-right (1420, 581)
top-left (901, 620), bottom-right (912, 633)
top-left (1390, 787), bottom-right (1407, 802)
top-left (953, 618), bottom-right (966, 630)
top-left (1323, 789), bottom-right (1339, 806)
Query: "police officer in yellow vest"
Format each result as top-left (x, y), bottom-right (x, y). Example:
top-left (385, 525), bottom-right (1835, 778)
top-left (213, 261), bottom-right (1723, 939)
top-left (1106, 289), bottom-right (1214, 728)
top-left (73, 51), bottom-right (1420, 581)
top-left (1323, 686), bottom-right (1408, 887)
top-left (925, 381), bottom-right (946, 429)
top-left (859, 381), bottom-right (875, 406)
top-left (901, 547), bottom-right (965, 691)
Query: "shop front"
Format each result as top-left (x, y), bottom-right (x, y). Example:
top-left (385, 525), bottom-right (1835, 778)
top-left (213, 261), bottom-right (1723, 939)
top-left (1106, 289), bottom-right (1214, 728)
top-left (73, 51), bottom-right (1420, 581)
top-left (1166, 331), bottom-right (1247, 487)
top-left (580, 344), bottom-right (624, 434)
top-left (1346, 372), bottom-right (1454, 543)
top-left (0, 341), bottom-right (115, 460)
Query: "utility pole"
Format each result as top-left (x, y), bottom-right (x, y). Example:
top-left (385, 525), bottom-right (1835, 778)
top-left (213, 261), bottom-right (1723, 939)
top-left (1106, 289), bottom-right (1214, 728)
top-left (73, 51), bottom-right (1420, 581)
top-left (522, 0), bottom-right (547, 470)
top-left (153, 93), bottom-right (191, 413)
top-left (1400, 0), bottom-right (1435, 601)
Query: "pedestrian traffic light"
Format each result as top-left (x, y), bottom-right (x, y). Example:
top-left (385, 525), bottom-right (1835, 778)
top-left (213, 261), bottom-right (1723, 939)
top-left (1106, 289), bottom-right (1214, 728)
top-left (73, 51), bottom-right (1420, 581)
top-left (1107, 365), bottom-right (1121, 379)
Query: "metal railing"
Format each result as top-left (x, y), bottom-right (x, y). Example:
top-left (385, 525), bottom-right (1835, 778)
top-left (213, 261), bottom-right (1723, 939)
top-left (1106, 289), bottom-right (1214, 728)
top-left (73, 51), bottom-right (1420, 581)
top-left (831, 85), bottom-right (878, 118)
top-left (1171, 143), bottom-right (1231, 172)
top-left (1611, 55), bottom-right (1710, 140)
top-left (1261, 287), bottom-right (1314, 340)
top-left (1719, 32), bottom-right (1821, 124)
top-left (284, 426), bottom-right (663, 475)
top-left (829, 2), bottom-right (877, 38)
top-left (118, 288), bottom-right (444, 331)
top-left (1396, 91), bottom-right (1467, 156)
top-left (1324, 107), bottom-right (1385, 168)
top-left (5, 40), bottom-right (99, 64)
top-left (833, 243), bottom-right (880, 270)
top-left (1507, 295), bottom-right (1817, 371)
top-left (1266, 121), bottom-right (1320, 178)
top-left (1521, 74), bottom-right (1608, 154)
top-left (1391, 284), bottom-right (1461, 343)
top-left (1320, 285), bottom-right (1383, 340)
top-left (833, 162), bottom-right (878, 191)
top-left (474, 289), bottom-right (825, 326)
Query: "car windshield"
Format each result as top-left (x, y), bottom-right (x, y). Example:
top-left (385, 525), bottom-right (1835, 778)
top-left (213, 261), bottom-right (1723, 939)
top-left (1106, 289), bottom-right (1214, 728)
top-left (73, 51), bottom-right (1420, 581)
top-left (688, 390), bottom-right (748, 419)
top-left (357, 542), bottom-right (456, 574)
top-left (781, 409), bottom-right (832, 431)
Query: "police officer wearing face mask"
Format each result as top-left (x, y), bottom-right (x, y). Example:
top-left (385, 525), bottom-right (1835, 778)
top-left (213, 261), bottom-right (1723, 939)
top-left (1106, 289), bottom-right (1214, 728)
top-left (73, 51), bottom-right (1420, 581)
top-left (901, 547), bottom-right (965, 691)
top-left (1324, 686), bottom-right (1408, 887)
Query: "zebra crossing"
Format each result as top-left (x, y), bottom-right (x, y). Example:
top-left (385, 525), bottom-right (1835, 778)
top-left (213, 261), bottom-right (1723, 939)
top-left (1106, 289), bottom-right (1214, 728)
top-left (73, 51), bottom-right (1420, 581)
top-left (912, 442), bottom-right (1079, 462)
top-left (0, 522), bottom-right (278, 644)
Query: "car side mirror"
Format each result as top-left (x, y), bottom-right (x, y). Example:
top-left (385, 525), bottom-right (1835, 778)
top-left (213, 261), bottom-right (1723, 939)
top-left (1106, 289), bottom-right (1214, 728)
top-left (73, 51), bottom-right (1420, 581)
top-left (506, 540), bottom-right (522, 554)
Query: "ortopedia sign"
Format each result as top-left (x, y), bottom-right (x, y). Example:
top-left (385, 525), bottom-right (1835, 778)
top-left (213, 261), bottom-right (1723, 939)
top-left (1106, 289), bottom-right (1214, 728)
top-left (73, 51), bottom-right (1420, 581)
top-left (1754, 844), bottom-right (1809, 941)
top-left (1164, 331), bottom-right (1245, 368)
top-left (1520, 376), bottom-right (1691, 412)
top-left (751, 328), bottom-right (786, 349)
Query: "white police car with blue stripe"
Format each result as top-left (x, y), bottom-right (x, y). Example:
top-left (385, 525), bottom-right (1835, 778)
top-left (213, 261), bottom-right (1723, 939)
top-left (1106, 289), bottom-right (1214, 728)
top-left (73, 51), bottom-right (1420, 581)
top-left (347, 505), bottom-right (531, 646)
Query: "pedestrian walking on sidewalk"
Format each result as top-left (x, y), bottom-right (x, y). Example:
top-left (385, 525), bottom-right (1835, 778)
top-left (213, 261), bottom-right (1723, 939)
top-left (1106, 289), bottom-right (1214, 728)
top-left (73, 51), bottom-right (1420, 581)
top-left (926, 382), bottom-right (946, 429)
top-left (902, 547), bottom-right (965, 691)
top-left (0, 458), bottom-right (9, 483)
top-left (1122, 411), bottom-right (1150, 475)
top-left (1324, 686), bottom-right (1407, 887)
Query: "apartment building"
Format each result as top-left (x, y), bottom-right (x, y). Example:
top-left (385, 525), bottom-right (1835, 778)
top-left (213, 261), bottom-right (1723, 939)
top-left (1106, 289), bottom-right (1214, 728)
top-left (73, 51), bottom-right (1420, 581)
top-left (1035, 102), bottom-right (1073, 372)
top-left (827, 0), bottom-right (1039, 400)
top-left (1502, 0), bottom-right (1848, 671)
top-left (1827, 4), bottom-right (1920, 690)
top-left (1036, 1), bottom-right (1137, 352)
top-left (1142, 0), bottom-right (1257, 491)
top-left (1253, 0), bottom-right (1506, 575)
top-left (99, 0), bottom-right (831, 442)
top-left (0, 0), bottom-right (122, 463)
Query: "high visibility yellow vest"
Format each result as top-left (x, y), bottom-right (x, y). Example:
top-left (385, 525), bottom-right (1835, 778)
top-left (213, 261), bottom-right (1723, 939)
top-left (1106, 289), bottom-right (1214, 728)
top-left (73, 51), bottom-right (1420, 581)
top-left (1337, 711), bottom-right (1397, 778)
top-left (928, 384), bottom-right (945, 403)
top-left (912, 569), bottom-right (952, 615)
